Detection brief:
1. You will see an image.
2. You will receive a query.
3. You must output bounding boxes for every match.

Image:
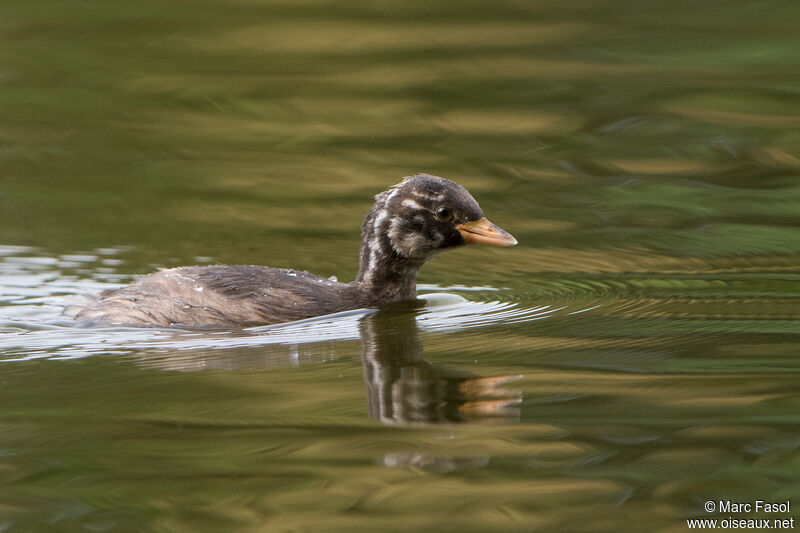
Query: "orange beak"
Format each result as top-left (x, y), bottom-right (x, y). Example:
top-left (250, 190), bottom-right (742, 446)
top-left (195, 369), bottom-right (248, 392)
top-left (456, 217), bottom-right (518, 247)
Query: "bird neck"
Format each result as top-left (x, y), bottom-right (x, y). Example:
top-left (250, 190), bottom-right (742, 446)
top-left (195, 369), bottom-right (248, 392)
top-left (354, 205), bottom-right (424, 304)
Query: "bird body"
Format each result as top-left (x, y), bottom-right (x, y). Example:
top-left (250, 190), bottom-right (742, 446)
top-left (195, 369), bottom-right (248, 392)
top-left (74, 174), bottom-right (516, 328)
top-left (78, 265), bottom-right (363, 328)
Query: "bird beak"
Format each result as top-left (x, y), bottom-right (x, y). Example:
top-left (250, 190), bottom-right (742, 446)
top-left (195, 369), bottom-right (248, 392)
top-left (456, 217), bottom-right (518, 247)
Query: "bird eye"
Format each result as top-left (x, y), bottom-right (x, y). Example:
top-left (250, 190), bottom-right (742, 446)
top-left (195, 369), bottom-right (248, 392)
top-left (435, 206), bottom-right (453, 222)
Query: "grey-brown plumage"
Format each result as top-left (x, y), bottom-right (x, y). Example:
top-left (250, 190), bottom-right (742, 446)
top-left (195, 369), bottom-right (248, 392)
top-left (73, 174), bottom-right (517, 328)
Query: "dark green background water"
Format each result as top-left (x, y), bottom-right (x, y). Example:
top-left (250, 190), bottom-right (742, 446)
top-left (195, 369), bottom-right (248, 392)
top-left (1, 1), bottom-right (799, 531)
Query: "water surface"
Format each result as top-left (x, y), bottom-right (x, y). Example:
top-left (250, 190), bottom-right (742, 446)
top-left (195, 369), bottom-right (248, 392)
top-left (1, 0), bottom-right (799, 531)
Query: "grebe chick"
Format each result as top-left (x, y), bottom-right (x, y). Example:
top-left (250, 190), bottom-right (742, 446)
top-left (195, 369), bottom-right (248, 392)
top-left (74, 174), bottom-right (517, 328)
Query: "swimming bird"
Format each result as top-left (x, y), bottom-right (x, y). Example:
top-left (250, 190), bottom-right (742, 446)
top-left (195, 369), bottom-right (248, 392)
top-left (74, 174), bottom-right (517, 328)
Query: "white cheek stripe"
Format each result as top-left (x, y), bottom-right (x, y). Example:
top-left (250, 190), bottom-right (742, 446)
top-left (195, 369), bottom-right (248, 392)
top-left (410, 190), bottom-right (445, 201)
top-left (388, 217), bottom-right (404, 256)
top-left (385, 186), bottom-right (401, 204)
top-left (372, 210), bottom-right (388, 233)
top-left (401, 198), bottom-right (423, 210)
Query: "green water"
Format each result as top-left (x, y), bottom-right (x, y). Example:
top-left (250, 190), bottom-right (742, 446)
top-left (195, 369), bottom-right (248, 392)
top-left (1, 0), bottom-right (799, 531)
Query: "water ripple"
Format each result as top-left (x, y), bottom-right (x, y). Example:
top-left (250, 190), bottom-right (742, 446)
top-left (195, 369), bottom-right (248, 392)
top-left (0, 296), bottom-right (573, 362)
top-left (0, 253), bottom-right (573, 363)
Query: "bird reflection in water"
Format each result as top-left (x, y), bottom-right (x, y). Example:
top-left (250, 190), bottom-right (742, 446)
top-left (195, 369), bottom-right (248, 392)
top-left (116, 300), bottom-right (523, 470)
top-left (360, 302), bottom-right (522, 426)
top-left (129, 300), bottom-right (523, 428)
